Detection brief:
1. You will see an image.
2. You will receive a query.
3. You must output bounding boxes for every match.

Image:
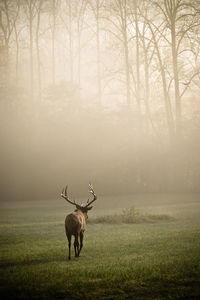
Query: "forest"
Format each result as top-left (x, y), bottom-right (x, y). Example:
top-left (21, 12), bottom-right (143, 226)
top-left (0, 0), bottom-right (200, 200)
top-left (1, 2), bottom-right (200, 299)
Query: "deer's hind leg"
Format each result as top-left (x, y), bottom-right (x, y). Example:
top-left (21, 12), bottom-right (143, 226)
top-left (67, 234), bottom-right (71, 260)
top-left (79, 231), bottom-right (84, 255)
top-left (74, 234), bottom-right (79, 257)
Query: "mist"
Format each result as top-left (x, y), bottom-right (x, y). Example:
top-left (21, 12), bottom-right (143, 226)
top-left (0, 0), bottom-right (200, 202)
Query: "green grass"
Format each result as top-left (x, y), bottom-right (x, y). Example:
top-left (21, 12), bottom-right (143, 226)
top-left (0, 195), bottom-right (200, 299)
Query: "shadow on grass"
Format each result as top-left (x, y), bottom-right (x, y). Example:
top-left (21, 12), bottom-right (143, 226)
top-left (1, 277), bottom-right (200, 300)
top-left (0, 256), bottom-right (66, 268)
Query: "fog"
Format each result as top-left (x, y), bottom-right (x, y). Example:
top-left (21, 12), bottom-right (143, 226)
top-left (0, 0), bottom-right (200, 202)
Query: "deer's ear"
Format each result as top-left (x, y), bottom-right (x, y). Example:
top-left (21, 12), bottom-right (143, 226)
top-left (87, 206), bottom-right (93, 211)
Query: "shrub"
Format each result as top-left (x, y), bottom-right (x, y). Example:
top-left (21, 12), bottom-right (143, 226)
top-left (122, 206), bottom-right (140, 223)
top-left (88, 206), bottom-right (175, 224)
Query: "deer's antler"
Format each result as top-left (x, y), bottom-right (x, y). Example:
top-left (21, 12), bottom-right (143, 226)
top-left (61, 186), bottom-right (82, 209)
top-left (85, 183), bottom-right (97, 208)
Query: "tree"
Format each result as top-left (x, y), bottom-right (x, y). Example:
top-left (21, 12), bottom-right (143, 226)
top-left (89, 0), bottom-right (105, 105)
top-left (23, 0), bottom-right (38, 97)
top-left (0, 0), bottom-right (20, 86)
top-left (155, 0), bottom-right (200, 135)
top-left (102, 0), bottom-right (131, 106)
top-left (35, 0), bottom-right (45, 97)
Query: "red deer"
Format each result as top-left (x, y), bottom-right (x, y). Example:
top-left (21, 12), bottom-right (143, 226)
top-left (61, 183), bottom-right (97, 260)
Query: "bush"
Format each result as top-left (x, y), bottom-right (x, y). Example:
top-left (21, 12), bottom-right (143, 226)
top-left (122, 206), bottom-right (140, 223)
top-left (88, 206), bottom-right (175, 224)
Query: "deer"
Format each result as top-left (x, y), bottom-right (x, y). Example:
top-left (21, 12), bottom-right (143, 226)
top-left (61, 183), bottom-right (97, 260)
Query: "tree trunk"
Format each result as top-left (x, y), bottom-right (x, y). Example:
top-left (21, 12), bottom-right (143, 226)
top-left (144, 46), bottom-right (151, 131)
top-left (149, 25), bottom-right (174, 141)
top-left (78, 30), bottom-right (81, 87)
top-left (135, 2), bottom-right (141, 112)
top-left (36, 4), bottom-right (41, 98)
top-left (52, 0), bottom-right (56, 85)
top-left (68, 1), bottom-right (73, 82)
top-left (121, 0), bottom-right (130, 106)
top-left (29, 12), bottom-right (34, 97)
top-left (14, 24), bottom-right (19, 85)
top-left (171, 21), bottom-right (181, 135)
top-left (96, 0), bottom-right (102, 105)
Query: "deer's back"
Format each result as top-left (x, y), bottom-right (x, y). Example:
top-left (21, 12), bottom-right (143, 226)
top-left (65, 211), bottom-right (86, 236)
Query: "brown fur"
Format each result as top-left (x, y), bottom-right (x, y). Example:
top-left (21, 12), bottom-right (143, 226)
top-left (61, 184), bottom-right (96, 260)
top-left (65, 209), bottom-right (90, 260)
top-left (65, 210), bottom-right (87, 236)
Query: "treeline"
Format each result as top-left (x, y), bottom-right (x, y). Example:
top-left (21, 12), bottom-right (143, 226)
top-left (0, 0), bottom-right (200, 200)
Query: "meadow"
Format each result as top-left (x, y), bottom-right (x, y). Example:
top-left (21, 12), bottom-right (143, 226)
top-left (0, 194), bottom-right (200, 299)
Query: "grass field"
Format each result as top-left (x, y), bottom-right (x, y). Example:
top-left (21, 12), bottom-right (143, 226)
top-left (0, 194), bottom-right (200, 299)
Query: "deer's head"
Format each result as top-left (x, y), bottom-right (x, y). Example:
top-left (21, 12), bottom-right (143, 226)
top-left (61, 183), bottom-right (97, 218)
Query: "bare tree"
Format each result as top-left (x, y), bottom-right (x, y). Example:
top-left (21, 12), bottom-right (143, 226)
top-left (88, 0), bottom-right (105, 105)
top-left (76, 0), bottom-right (88, 88)
top-left (102, 0), bottom-right (131, 106)
top-left (155, 0), bottom-right (200, 135)
top-left (48, 0), bottom-right (59, 85)
top-left (61, 0), bottom-right (88, 87)
top-left (35, 0), bottom-right (44, 98)
top-left (147, 20), bottom-right (175, 139)
top-left (23, 0), bottom-right (38, 97)
top-left (0, 0), bottom-right (20, 86)
top-left (13, 14), bottom-right (24, 84)
top-left (128, 0), bottom-right (142, 111)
